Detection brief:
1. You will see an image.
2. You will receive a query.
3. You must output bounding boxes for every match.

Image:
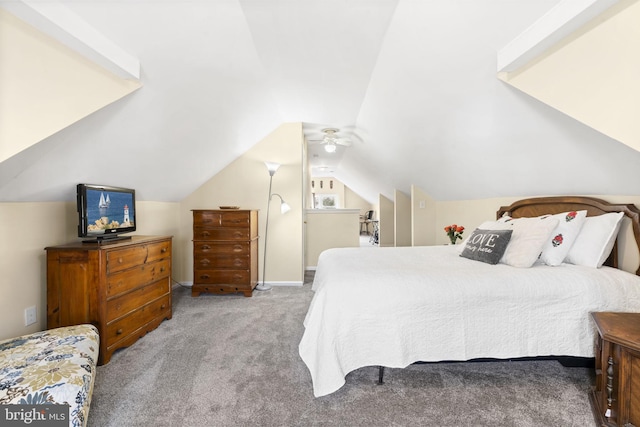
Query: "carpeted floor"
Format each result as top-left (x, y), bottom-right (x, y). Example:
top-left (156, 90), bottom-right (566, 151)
top-left (88, 272), bottom-right (596, 426)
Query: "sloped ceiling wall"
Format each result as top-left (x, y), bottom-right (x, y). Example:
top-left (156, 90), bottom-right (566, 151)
top-left (499, 0), bottom-right (640, 152)
top-left (1, 0), bottom-right (639, 204)
top-left (0, 8), bottom-right (141, 162)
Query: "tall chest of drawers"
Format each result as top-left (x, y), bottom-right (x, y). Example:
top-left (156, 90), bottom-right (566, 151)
top-left (192, 209), bottom-right (258, 297)
top-left (46, 235), bottom-right (172, 364)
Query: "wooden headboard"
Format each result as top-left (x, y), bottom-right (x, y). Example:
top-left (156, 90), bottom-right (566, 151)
top-left (496, 196), bottom-right (640, 275)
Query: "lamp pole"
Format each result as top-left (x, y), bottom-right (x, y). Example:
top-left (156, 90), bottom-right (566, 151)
top-left (256, 163), bottom-right (277, 291)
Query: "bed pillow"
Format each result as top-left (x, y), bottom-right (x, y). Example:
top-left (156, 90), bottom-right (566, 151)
top-left (564, 212), bottom-right (624, 268)
top-left (492, 216), bottom-right (559, 268)
top-left (460, 229), bottom-right (512, 264)
top-left (456, 220), bottom-right (500, 253)
top-left (538, 210), bottom-right (587, 266)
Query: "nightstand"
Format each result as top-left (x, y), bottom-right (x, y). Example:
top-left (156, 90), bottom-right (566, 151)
top-left (589, 312), bottom-right (640, 427)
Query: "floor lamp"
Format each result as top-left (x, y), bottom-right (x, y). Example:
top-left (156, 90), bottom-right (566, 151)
top-left (256, 161), bottom-right (291, 291)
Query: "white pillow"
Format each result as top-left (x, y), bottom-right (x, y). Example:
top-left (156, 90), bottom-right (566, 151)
top-left (538, 210), bottom-right (587, 266)
top-left (490, 216), bottom-right (559, 268)
top-left (565, 212), bottom-right (624, 268)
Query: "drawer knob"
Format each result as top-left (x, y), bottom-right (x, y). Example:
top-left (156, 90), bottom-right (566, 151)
top-left (118, 257), bottom-right (123, 264)
top-left (116, 328), bottom-right (123, 335)
top-left (233, 245), bottom-right (243, 252)
top-left (161, 247), bottom-right (167, 253)
top-left (202, 231), bottom-right (211, 238)
top-left (161, 304), bottom-right (166, 309)
top-left (202, 245), bottom-right (211, 250)
top-left (160, 267), bottom-right (166, 272)
top-left (200, 274), bottom-right (210, 280)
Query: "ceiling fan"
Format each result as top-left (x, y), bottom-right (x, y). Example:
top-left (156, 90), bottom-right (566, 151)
top-left (309, 128), bottom-right (353, 153)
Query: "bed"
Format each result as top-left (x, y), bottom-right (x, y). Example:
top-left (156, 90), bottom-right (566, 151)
top-left (299, 196), bottom-right (640, 397)
top-left (0, 324), bottom-right (99, 427)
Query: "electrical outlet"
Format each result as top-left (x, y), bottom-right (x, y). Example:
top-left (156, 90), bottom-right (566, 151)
top-left (24, 306), bottom-right (37, 326)
top-left (419, 200), bottom-right (426, 208)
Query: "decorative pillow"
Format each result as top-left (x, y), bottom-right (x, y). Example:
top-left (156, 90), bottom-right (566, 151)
top-left (538, 210), bottom-right (587, 266)
top-left (490, 216), bottom-right (559, 268)
top-left (565, 212), bottom-right (624, 268)
top-left (456, 220), bottom-right (499, 253)
top-left (460, 229), bottom-right (513, 264)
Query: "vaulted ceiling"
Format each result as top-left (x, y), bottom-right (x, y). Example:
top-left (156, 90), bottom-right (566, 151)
top-left (1, 0), bottom-right (639, 204)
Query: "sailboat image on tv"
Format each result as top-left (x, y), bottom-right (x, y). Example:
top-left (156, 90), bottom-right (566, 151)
top-left (98, 192), bottom-right (110, 209)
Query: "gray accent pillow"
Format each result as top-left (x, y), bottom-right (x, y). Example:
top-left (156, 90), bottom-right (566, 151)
top-left (460, 229), bottom-right (513, 265)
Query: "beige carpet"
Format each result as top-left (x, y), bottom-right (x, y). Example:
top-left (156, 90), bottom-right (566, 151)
top-left (88, 274), bottom-right (596, 427)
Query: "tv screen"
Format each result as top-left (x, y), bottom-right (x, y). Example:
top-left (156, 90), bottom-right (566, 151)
top-left (77, 184), bottom-right (136, 242)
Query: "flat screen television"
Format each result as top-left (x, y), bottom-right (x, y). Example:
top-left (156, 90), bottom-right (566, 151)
top-left (77, 184), bottom-right (136, 243)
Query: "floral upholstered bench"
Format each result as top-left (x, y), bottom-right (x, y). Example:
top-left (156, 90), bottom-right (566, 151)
top-left (0, 324), bottom-right (99, 427)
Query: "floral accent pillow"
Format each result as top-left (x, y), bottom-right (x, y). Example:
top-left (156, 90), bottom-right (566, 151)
top-left (538, 210), bottom-right (587, 266)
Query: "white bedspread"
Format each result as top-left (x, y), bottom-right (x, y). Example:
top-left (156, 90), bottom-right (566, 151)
top-left (299, 245), bottom-right (640, 397)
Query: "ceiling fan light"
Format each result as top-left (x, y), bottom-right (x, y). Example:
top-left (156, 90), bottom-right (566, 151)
top-left (324, 142), bottom-right (337, 153)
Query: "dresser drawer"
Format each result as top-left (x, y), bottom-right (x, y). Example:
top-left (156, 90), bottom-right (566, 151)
top-left (221, 212), bottom-right (250, 227)
top-left (194, 270), bottom-right (249, 285)
top-left (194, 227), bottom-right (251, 241)
top-left (147, 241), bottom-right (171, 263)
top-left (106, 294), bottom-right (170, 346)
top-left (193, 211), bottom-right (222, 227)
top-left (194, 241), bottom-right (249, 255)
top-left (107, 245), bottom-right (149, 274)
top-left (107, 258), bottom-right (170, 297)
top-left (106, 279), bottom-right (170, 322)
top-left (195, 253), bottom-right (249, 269)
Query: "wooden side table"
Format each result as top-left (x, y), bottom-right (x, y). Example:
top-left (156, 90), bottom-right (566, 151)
top-left (589, 312), bottom-right (640, 427)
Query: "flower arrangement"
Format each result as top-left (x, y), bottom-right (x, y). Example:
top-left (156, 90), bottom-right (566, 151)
top-left (444, 224), bottom-right (464, 245)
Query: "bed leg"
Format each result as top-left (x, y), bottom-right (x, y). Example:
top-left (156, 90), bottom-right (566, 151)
top-left (378, 366), bottom-right (385, 384)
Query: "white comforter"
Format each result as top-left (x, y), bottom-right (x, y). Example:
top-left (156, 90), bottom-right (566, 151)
top-left (299, 245), bottom-right (640, 397)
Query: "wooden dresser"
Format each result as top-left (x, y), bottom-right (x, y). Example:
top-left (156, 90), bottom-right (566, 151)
top-left (589, 312), bottom-right (640, 427)
top-left (46, 235), bottom-right (172, 364)
top-left (192, 209), bottom-right (258, 297)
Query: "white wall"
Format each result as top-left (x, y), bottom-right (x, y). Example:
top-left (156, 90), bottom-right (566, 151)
top-left (411, 185), bottom-right (436, 246)
top-left (345, 185), bottom-right (375, 215)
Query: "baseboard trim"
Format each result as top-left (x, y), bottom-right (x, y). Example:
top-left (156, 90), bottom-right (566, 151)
top-left (176, 281), bottom-right (302, 288)
top-left (177, 281), bottom-right (193, 288)
top-left (265, 281), bottom-right (303, 287)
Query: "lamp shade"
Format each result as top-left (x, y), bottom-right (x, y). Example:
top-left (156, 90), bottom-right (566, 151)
top-left (265, 161), bottom-right (281, 176)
